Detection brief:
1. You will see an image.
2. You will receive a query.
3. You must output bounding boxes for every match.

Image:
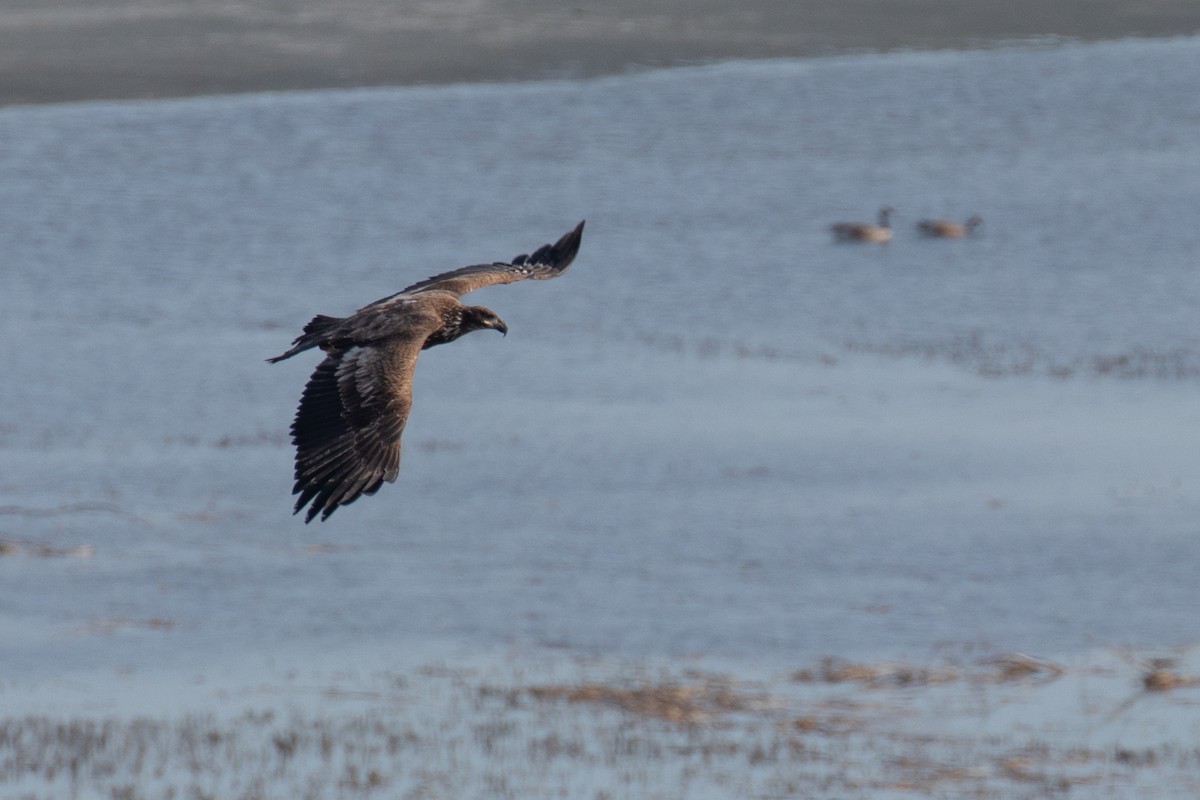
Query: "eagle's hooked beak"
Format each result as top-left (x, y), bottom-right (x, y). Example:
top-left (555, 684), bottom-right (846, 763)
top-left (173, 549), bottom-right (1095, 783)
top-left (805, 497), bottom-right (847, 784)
top-left (490, 318), bottom-right (508, 337)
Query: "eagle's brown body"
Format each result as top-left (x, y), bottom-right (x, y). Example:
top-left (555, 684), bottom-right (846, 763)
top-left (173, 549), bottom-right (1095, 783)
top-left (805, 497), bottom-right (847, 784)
top-left (269, 221), bottom-right (585, 522)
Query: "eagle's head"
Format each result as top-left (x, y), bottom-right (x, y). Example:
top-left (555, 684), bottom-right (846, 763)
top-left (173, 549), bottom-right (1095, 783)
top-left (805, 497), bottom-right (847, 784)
top-left (424, 303), bottom-right (509, 350)
top-left (460, 305), bottom-right (508, 337)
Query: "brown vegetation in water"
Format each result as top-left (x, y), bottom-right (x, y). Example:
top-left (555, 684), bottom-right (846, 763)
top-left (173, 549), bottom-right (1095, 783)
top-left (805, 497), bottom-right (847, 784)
top-left (3, 649), bottom-right (1198, 798)
top-left (524, 676), bottom-right (761, 724)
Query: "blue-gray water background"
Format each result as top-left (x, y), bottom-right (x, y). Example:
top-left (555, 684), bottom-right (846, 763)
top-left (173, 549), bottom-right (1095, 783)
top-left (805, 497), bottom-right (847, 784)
top-left (1, 36), bottom-right (1198, 683)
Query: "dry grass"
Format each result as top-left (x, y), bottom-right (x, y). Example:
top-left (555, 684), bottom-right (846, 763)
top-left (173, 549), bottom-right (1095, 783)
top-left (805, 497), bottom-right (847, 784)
top-left (0, 539), bottom-right (94, 559)
top-left (791, 652), bottom-right (1062, 689)
top-left (977, 652), bottom-right (1066, 684)
top-left (1111, 648), bottom-right (1200, 693)
top-left (1143, 667), bottom-right (1200, 692)
top-left (524, 676), bottom-right (761, 724)
top-left (73, 617), bottom-right (176, 635)
top-left (3, 650), bottom-right (1199, 799)
top-left (844, 335), bottom-right (1200, 381)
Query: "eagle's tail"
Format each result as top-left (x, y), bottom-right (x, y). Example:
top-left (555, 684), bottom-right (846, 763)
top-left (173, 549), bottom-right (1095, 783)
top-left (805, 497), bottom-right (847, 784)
top-left (267, 314), bottom-right (344, 363)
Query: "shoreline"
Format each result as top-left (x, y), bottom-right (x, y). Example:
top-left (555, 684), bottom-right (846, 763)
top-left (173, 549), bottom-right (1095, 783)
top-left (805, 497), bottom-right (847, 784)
top-left (1, 0), bottom-right (1199, 107)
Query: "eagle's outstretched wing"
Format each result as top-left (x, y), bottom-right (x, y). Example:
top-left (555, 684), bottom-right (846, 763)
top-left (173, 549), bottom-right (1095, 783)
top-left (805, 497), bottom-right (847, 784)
top-left (366, 219), bottom-right (584, 305)
top-left (289, 335), bottom-right (426, 523)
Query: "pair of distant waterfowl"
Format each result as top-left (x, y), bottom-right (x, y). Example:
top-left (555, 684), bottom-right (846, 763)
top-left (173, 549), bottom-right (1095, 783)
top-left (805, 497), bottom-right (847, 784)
top-left (829, 207), bottom-right (983, 243)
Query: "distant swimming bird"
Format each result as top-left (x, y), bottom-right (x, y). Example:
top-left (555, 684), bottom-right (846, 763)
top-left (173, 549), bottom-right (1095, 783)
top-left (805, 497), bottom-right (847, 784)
top-left (269, 221), bottom-right (585, 522)
top-left (916, 214), bottom-right (983, 238)
top-left (829, 207), bottom-right (894, 243)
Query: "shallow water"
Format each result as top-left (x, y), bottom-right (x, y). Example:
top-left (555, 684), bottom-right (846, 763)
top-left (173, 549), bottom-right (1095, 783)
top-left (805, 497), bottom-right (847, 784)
top-left (1, 34), bottom-right (1198, 740)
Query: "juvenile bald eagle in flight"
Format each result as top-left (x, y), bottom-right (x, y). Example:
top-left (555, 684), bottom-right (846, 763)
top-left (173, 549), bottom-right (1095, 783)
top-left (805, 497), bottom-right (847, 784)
top-left (269, 221), bottom-right (585, 522)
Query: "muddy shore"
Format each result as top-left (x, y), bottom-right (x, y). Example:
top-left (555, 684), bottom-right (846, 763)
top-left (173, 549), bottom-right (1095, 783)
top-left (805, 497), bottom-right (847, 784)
top-left (2, 0), bottom-right (1199, 106)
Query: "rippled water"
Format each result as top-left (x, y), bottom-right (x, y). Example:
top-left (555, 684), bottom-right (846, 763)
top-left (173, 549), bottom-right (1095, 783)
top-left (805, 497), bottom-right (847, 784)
top-left (1, 36), bottom-right (1198, 687)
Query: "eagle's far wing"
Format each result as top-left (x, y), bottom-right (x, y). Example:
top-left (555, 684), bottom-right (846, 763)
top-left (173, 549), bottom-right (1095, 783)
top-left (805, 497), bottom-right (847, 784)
top-left (364, 220), bottom-right (584, 307)
top-left (289, 333), bottom-right (427, 523)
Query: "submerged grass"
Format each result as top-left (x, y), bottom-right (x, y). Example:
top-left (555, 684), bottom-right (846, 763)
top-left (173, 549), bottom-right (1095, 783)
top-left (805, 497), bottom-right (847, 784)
top-left (2, 650), bottom-right (1199, 799)
top-left (791, 652), bottom-right (1065, 688)
top-left (522, 675), bottom-right (763, 724)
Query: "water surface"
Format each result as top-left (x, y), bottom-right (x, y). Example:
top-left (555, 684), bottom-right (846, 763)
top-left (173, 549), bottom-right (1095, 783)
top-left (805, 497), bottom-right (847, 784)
top-left (1, 36), bottom-right (1198, 683)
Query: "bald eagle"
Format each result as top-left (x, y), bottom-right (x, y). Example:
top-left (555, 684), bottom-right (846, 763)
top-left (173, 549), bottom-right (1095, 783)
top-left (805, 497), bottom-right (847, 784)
top-left (269, 221), bottom-right (584, 522)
